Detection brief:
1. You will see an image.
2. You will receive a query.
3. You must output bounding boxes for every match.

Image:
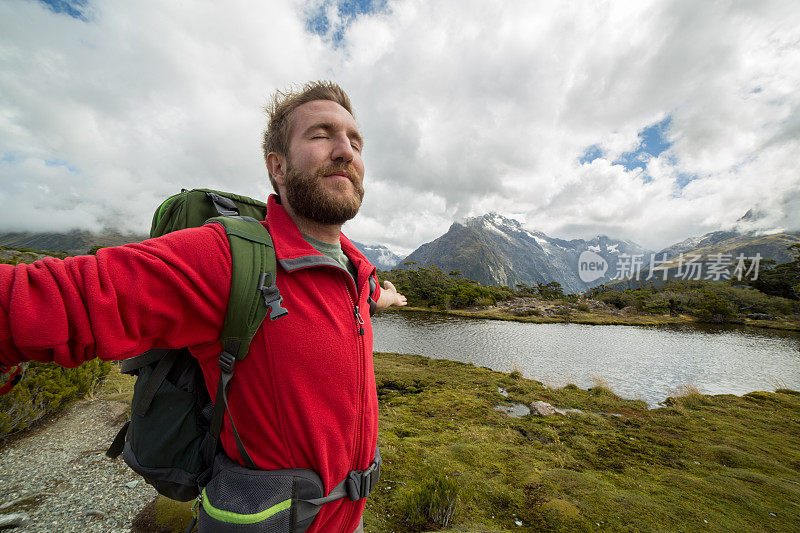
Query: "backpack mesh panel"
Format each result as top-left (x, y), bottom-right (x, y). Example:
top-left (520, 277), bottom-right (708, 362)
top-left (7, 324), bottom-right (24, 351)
top-left (206, 469), bottom-right (293, 514)
top-left (200, 464), bottom-right (295, 532)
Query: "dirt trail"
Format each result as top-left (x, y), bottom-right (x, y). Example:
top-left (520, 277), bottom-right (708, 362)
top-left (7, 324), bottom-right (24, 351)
top-left (0, 396), bottom-right (156, 532)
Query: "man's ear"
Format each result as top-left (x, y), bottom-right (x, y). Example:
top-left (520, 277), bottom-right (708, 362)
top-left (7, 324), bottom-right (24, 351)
top-left (266, 152), bottom-right (288, 187)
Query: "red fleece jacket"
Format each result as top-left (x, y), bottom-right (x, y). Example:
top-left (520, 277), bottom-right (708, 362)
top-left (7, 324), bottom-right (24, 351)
top-left (0, 195), bottom-right (381, 533)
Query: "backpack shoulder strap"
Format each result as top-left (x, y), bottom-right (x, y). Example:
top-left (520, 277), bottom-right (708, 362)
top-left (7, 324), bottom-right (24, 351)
top-left (204, 216), bottom-right (286, 361)
top-left (203, 215), bottom-right (287, 469)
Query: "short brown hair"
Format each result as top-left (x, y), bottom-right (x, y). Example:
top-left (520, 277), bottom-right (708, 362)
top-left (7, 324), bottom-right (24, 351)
top-left (262, 81), bottom-right (354, 192)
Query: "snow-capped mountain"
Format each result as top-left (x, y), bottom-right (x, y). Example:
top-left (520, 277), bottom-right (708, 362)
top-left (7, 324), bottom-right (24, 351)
top-left (399, 213), bottom-right (651, 293)
top-left (657, 231), bottom-right (741, 260)
top-left (350, 240), bottom-right (403, 270)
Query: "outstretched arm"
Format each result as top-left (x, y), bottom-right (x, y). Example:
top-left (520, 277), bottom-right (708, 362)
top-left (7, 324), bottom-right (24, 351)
top-left (0, 225), bottom-right (231, 368)
top-left (375, 280), bottom-right (407, 310)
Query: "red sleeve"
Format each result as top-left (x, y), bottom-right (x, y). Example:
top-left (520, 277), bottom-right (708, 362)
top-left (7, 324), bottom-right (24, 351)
top-left (0, 224), bottom-right (231, 368)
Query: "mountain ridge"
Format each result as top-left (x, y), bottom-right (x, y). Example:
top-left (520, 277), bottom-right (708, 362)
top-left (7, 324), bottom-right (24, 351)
top-left (398, 212), bottom-right (653, 293)
top-left (0, 229), bottom-right (149, 256)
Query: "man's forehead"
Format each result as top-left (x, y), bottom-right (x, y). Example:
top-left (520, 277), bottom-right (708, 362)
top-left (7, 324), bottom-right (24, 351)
top-left (290, 100), bottom-right (358, 134)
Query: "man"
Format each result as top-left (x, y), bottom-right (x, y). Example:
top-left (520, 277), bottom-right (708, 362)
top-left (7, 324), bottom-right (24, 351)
top-left (0, 81), bottom-right (405, 532)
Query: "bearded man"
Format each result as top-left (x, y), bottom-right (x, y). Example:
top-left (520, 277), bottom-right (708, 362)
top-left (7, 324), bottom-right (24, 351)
top-left (0, 81), bottom-right (406, 533)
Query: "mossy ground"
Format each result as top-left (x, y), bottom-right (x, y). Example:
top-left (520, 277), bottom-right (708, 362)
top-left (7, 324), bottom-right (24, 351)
top-left (366, 353), bottom-right (800, 532)
top-left (130, 354), bottom-right (800, 532)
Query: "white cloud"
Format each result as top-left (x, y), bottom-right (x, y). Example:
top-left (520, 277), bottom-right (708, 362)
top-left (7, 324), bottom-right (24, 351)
top-left (1, 0), bottom-right (799, 254)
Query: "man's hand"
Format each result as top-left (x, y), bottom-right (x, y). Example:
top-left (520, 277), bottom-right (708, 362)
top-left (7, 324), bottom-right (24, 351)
top-left (376, 280), bottom-right (407, 310)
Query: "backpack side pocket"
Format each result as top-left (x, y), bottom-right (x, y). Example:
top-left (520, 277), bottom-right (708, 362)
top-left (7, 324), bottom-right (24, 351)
top-left (198, 454), bottom-right (325, 533)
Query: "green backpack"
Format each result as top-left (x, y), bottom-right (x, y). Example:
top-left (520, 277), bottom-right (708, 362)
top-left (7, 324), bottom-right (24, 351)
top-left (106, 189), bottom-right (288, 502)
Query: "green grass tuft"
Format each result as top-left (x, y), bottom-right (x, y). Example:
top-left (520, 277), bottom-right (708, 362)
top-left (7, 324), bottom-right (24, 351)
top-left (398, 469), bottom-right (461, 530)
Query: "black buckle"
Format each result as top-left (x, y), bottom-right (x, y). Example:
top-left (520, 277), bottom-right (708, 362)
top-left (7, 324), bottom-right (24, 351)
top-left (345, 456), bottom-right (381, 501)
top-left (258, 273), bottom-right (288, 320)
top-left (205, 192), bottom-right (239, 217)
top-left (218, 351), bottom-right (235, 374)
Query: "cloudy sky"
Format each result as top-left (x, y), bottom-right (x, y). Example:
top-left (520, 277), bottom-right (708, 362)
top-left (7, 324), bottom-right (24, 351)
top-left (1, 0), bottom-right (799, 255)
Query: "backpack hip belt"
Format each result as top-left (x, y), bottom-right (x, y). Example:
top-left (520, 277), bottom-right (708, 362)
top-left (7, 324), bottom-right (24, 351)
top-left (192, 448), bottom-right (381, 533)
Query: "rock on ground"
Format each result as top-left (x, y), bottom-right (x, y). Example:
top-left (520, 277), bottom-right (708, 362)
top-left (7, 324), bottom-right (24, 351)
top-left (530, 401), bottom-right (557, 416)
top-left (0, 512), bottom-right (31, 528)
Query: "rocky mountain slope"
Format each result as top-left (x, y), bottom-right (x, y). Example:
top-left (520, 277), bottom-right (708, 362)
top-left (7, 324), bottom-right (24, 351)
top-left (398, 213), bottom-right (651, 293)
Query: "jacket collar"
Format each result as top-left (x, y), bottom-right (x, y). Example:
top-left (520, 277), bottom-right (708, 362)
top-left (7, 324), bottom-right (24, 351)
top-left (265, 194), bottom-right (375, 280)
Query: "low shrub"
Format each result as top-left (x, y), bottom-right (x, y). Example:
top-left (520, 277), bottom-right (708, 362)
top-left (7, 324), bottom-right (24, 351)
top-left (0, 360), bottom-right (110, 438)
top-left (664, 383), bottom-right (708, 410)
top-left (694, 290), bottom-right (736, 323)
top-left (399, 469), bottom-right (461, 530)
top-left (591, 280), bottom-right (798, 320)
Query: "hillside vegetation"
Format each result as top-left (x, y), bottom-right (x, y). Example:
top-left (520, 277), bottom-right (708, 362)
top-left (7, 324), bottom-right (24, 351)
top-left (588, 280), bottom-right (799, 324)
top-left (0, 361), bottom-right (110, 439)
top-left (587, 245), bottom-right (800, 326)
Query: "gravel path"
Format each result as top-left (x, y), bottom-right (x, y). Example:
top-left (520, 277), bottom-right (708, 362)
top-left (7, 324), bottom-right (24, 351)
top-left (0, 396), bottom-right (158, 532)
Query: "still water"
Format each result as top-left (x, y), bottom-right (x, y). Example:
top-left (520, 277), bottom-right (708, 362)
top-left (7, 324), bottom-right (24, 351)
top-left (372, 311), bottom-right (800, 407)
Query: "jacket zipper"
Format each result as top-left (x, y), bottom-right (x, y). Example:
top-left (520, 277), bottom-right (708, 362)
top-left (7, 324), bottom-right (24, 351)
top-left (353, 304), bottom-right (365, 335)
top-left (283, 261), bottom-right (370, 533)
top-left (343, 274), bottom-right (366, 533)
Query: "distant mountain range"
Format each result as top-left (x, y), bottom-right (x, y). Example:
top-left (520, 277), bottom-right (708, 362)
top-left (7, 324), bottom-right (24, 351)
top-left (397, 213), bottom-right (651, 293)
top-left (604, 230), bottom-right (800, 290)
top-left (658, 230), bottom-right (799, 263)
top-left (0, 229), bottom-right (148, 256)
top-left (394, 214), bottom-right (800, 293)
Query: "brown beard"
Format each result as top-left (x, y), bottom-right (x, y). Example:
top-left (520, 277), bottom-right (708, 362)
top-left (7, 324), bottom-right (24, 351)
top-left (284, 162), bottom-right (364, 225)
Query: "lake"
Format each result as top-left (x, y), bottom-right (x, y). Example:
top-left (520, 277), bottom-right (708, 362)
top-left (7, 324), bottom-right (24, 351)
top-left (372, 311), bottom-right (800, 407)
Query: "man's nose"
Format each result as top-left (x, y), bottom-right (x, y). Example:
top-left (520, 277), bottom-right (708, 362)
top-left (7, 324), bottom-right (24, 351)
top-left (331, 134), bottom-right (355, 162)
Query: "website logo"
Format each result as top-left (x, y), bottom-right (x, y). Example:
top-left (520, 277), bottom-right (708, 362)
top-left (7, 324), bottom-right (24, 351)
top-left (608, 253), bottom-right (762, 281)
top-left (578, 250), bottom-right (608, 283)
